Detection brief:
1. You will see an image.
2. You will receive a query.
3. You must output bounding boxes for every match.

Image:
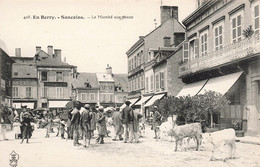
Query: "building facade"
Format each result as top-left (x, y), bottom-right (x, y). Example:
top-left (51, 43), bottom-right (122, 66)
top-left (178, 0), bottom-right (260, 135)
top-left (0, 39), bottom-right (14, 107)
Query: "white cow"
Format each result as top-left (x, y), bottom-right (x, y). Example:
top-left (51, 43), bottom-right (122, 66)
top-left (159, 117), bottom-right (174, 141)
top-left (168, 122), bottom-right (202, 151)
top-left (203, 128), bottom-right (236, 161)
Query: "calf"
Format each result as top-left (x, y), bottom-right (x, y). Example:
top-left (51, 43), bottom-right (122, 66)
top-left (159, 117), bottom-right (174, 141)
top-left (203, 128), bottom-right (236, 161)
top-left (168, 122), bottom-right (202, 151)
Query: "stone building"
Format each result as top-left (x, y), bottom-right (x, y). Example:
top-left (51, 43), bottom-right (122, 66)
top-left (0, 39), bottom-right (14, 107)
top-left (178, 0), bottom-right (260, 135)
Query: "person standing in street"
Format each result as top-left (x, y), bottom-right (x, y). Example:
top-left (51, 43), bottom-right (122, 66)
top-left (81, 104), bottom-right (92, 148)
top-left (112, 107), bottom-right (123, 141)
top-left (20, 110), bottom-right (33, 144)
top-left (0, 104), bottom-right (7, 141)
top-left (71, 105), bottom-right (81, 146)
top-left (96, 106), bottom-right (107, 144)
top-left (90, 107), bottom-right (97, 138)
top-left (152, 106), bottom-right (162, 139)
top-left (133, 109), bottom-right (143, 143)
top-left (121, 101), bottom-right (134, 143)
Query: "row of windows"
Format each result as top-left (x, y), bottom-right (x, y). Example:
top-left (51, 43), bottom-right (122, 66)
top-left (41, 71), bottom-right (64, 82)
top-left (128, 50), bottom-right (144, 71)
top-left (100, 94), bottom-right (114, 102)
top-left (129, 74), bottom-right (144, 91)
top-left (79, 93), bottom-right (95, 101)
top-left (184, 3), bottom-right (260, 62)
top-left (12, 87), bottom-right (32, 98)
top-left (145, 71), bottom-right (165, 93)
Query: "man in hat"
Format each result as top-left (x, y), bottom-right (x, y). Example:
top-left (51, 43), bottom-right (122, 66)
top-left (121, 101), bottom-right (134, 143)
top-left (81, 104), bottom-right (92, 148)
top-left (96, 106), bottom-right (107, 144)
top-left (152, 106), bottom-right (162, 139)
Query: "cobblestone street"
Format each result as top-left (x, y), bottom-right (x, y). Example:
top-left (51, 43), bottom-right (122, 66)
top-left (0, 128), bottom-right (260, 167)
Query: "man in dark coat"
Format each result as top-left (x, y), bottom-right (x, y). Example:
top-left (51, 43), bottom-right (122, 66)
top-left (121, 101), bottom-right (134, 143)
top-left (81, 104), bottom-right (92, 148)
top-left (71, 105), bottom-right (81, 146)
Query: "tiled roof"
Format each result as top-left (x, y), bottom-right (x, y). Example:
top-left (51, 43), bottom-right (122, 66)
top-left (12, 64), bottom-right (37, 78)
top-left (72, 72), bottom-right (98, 88)
top-left (36, 57), bottom-right (74, 68)
top-left (113, 74), bottom-right (128, 92)
top-left (96, 73), bottom-right (114, 82)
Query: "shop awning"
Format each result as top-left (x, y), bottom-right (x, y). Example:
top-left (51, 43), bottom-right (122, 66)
top-left (144, 93), bottom-right (166, 107)
top-left (135, 96), bottom-right (152, 106)
top-left (176, 79), bottom-right (208, 97)
top-left (12, 102), bottom-right (34, 109)
top-left (120, 98), bottom-right (140, 110)
top-left (49, 101), bottom-right (70, 108)
top-left (199, 71), bottom-right (243, 95)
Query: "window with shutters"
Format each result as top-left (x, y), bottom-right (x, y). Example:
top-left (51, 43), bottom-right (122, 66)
top-left (90, 93), bottom-right (95, 101)
top-left (230, 11), bottom-right (243, 43)
top-left (42, 87), bottom-right (48, 98)
top-left (131, 58), bottom-right (134, 70)
top-left (200, 30), bottom-right (208, 56)
top-left (253, 3), bottom-right (260, 34)
top-left (189, 40), bottom-right (195, 60)
top-left (160, 72), bottom-right (165, 89)
top-left (56, 87), bottom-right (64, 98)
top-left (150, 75), bottom-right (154, 91)
top-left (12, 87), bottom-right (19, 98)
top-left (214, 22), bottom-right (224, 50)
top-left (81, 93), bottom-right (87, 100)
top-left (183, 42), bottom-right (189, 62)
top-left (146, 77), bottom-right (149, 92)
top-left (141, 74), bottom-right (144, 88)
top-left (26, 87), bottom-right (32, 98)
top-left (137, 53), bottom-right (140, 66)
top-left (137, 75), bottom-right (140, 89)
top-left (155, 74), bottom-right (159, 91)
top-left (128, 60), bottom-right (131, 71)
top-left (134, 56), bottom-right (137, 68)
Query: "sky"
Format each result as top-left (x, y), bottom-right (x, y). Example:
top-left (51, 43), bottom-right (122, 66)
top-left (0, 0), bottom-right (197, 74)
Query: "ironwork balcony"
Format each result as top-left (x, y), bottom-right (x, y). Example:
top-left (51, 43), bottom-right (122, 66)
top-left (179, 33), bottom-right (260, 77)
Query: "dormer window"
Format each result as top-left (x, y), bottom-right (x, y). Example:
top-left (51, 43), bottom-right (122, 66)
top-left (14, 72), bottom-right (18, 76)
top-left (84, 82), bottom-right (91, 88)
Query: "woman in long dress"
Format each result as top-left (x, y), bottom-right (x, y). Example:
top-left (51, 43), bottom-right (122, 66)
top-left (21, 111), bottom-right (33, 144)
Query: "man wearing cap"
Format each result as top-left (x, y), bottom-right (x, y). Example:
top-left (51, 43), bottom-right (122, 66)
top-left (152, 106), bottom-right (162, 139)
top-left (121, 101), bottom-right (134, 143)
top-left (81, 104), bottom-right (92, 148)
top-left (96, 106), bottom-right (107, 144)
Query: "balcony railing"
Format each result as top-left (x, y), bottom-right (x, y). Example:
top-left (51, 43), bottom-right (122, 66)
top-left (179, 33), bottom-right (260, 77)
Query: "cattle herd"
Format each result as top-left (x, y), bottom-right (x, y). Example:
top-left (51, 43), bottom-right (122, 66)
top-left (157, 115), bottom-right (236, 162)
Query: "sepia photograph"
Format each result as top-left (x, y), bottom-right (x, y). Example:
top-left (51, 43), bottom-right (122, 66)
top-left (0, 0), bottom-right (260, 166)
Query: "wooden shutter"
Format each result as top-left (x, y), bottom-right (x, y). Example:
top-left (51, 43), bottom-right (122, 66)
top-left (195, 38), bottom-right (199, 58)
top-left (183, 42), bottom-right (189, 62)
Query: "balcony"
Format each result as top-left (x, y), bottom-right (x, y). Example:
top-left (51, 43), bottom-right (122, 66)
top-left (179, 34), bottom-right (260, 77)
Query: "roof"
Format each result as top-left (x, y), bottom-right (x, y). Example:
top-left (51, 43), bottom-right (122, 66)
top-left (96, 73), bottom-right (114, 82)
top-left (72, 72), bottom-right (99, 88)
top-left (36, 56), bottom-right (74, 68)
top-left (0, 38), bottom-right (9, 55)
top-left (12, 64), bottom-right (37, 78)
top-left (126, 37), bottom-right (144, 55)
top-left (113, 74), bottom-right (128, 92)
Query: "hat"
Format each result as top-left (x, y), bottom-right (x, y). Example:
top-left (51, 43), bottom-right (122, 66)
top-left (98, 106), bottom-right (104, 111)
top-left (154, 106), bottom-right (159, 109)
top-left (125, 101), bottom-right (131, 106)
top-left (84, 104), bottom-right (90, 109)
top-left (115, 107), bottom-right (120, 111)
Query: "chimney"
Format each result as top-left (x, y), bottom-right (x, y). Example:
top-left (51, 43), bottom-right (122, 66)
top-left (36, 46), bottom-right (41, 53)
top-left (47, 45), bottom-right (53, 56)
top-left (15, 48), bottom-right (21, 57)
top-left (160, 6), bottom-right (178, 24)
top-left (54, 49), bottom-right (62, 61)
top-left (106, 64), bottom-right (112, 75)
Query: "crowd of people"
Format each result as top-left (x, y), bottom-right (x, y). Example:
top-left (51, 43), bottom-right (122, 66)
top-left (0, 100), bottom-right (162, 148)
